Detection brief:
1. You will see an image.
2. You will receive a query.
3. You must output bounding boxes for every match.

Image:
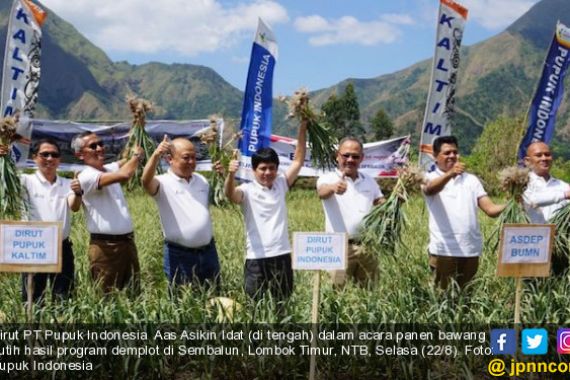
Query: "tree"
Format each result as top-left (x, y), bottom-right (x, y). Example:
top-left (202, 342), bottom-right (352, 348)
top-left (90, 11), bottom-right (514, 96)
top-left (465, 114), bottom-right (526, 195)
top-left (320, 83), bottom-right (366, 141)
top-left (370, 108), bottom-right (394, 141)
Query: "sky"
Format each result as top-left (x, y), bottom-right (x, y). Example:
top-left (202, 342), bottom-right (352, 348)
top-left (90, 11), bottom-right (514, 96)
top-left (39, 0), bottom-right (541, 95)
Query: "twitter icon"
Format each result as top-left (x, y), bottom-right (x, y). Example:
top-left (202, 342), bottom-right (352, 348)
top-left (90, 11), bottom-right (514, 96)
top-left (522, 328), bottom-right (548, 355)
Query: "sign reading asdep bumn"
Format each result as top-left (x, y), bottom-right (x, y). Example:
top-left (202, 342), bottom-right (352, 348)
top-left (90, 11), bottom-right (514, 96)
top-left (497, 224), bottom-right (554, 277)
top-left (0, 221), bottom-right (62, 273)
top-left (293, 232), bottom-right (347, 271)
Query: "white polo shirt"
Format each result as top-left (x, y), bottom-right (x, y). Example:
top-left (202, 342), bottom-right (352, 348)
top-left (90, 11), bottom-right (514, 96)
top-left (238, 174), bottom-right (290, 259)
top-left (78, 162), bottom-right (134, 235)
top-left (316, 169), bottom-right (383, 237)
top-left (424, 169), bottom-right (487, 257)
top-left (153, 170), bottom-right (213, 248)
top-left (21, 172), bottom-right (73, 240)
top-left (523, 172), bottom-right (570, 223)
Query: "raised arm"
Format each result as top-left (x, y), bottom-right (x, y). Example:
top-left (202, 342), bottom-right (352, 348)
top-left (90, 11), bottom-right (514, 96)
top-left (422, 162), bottom-right (465, 196)
top-left (98, 146), bottom-right (143, 188)
top-left (224, 159), bottom-right (244, 204)
top-left (285, 117), bottom-right (308, 187)
top-left (317, 174), bottom-right (347, 200)
top-left (142, 136), bottom-right (170, 196)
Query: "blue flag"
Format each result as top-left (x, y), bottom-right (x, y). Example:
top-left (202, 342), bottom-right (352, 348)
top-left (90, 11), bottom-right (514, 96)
top-left (518, 22), bottom-right (570, 161)
top-left (238, 18), bottom-right (277, 158)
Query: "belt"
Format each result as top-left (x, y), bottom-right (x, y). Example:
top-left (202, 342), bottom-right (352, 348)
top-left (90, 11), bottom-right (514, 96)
top-left (90, 232), bottom-right (134, 242)
top-left (165, 239), bottom-right (213, 252)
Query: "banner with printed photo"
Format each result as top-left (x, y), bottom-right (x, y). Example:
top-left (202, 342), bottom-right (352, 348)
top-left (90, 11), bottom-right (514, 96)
top-left (237, 18), bottom-right (277, 177)
top-left (1, 0), bottom-right (47, 165)
top-left (237, 135), bottom-right (411, 181)
top-left (27, 118), bottom-right (224, 171)
top-left (518, 22), bottom-right (570, 162)
top-left (419, 0), bottom-right (468, 171)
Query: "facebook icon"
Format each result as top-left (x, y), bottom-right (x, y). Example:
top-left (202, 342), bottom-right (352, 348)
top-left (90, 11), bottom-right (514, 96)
top-left (491, 329), bottom-right (517, 355)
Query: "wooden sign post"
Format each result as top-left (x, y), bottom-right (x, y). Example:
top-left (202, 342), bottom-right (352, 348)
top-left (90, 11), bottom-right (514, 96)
top-left (497, 224), bottom-right (554, 323)
top-left (293, 232), bottom-right (347, 380)
top-left (0, 221), bottom-right (62, 321)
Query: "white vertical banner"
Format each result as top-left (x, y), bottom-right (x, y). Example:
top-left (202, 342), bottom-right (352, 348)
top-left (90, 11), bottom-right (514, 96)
top-left (1, 0), bottom-right (46, 166)
top-left (419, 0), bottom-right (468, 171)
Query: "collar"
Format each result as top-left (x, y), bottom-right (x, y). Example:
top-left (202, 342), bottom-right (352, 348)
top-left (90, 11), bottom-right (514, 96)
top-left (35, 170), bottom-right (58, 186)
top-left (167, 169), bottom-right (193, 184)
top-left (252, 176), bottom-right (276, 191)
top-left (335, 168), bottom-right (361, 183)
top-left (529, 171), bottom-right (555, 184)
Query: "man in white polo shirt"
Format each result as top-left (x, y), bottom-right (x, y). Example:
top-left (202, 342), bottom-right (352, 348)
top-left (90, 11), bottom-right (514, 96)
top-left (316, 136), bottom-right (385, 288)
top-left (422, 135), bottom-right (505, 290)
top-left (523, 141), bottom-right (570, 275)
top-left (225, 117), bottom-right (307, 305)
top-left (141, 136), bottom-right (220, 289)
top-left (71, 131), bottom-right (143, 293)
top-left (1, 138), bottom-right (83, 302)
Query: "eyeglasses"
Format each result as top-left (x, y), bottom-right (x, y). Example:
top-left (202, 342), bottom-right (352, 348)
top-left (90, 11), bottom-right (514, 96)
top-left (87, 141), bottom-right (104, 150)
top-left (38, 151), bottom-right (61, 159)
top-left (340, 153), bottom-right (361, 160)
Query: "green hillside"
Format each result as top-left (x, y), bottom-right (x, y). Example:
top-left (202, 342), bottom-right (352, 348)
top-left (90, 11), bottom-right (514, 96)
top-left (1, 0), bottom-right (570, 155)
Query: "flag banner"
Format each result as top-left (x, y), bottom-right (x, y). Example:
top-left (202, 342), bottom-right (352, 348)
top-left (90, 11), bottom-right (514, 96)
top-left (518, 22), bottom-right (570, 162)
top-left (27, 118), bottom-right (224, 171)
top-left (419, 0), bottom-right (468, 171)
top-left (237, 18), bottom-right (277, 178)
top-left (237, 135), bottom-right (411, 181)
top-left (1, 0), bottom-right (47, 166)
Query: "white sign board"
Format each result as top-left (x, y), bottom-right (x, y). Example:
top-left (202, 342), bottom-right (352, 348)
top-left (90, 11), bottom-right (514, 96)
top-left (0, 221), bottom-right (61, 272)
top-left (293, 232), bottom-right (347, 271)
top-left (501, 225), bottom-right (552, 264)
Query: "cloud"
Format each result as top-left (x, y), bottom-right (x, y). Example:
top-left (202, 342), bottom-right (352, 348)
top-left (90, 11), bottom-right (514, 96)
top-left (41, 0), bottom-right (289, 55)
top-left (380, 14), bottom-right (415, 25)
top-left (293, 14), bottom-right (411, 47)
top-left (231, 56), bottom-right (250, 64)
top-left (461, 0), bottom-right (539, 30)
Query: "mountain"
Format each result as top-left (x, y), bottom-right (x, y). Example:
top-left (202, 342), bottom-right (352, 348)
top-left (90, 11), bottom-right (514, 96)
top-left (309, 0), bottom-right (570, 154)
top-left (1, 0), bottom-right (570, 155)
top-left (0, 0), bottom-right (244, 123)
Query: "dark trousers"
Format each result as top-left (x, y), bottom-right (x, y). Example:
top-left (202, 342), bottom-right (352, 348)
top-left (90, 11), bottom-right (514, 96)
top-left (163, 239), bottom-right (221, 290)
top-left (22, 239), bottom-right (75, 302)
top-left (244, 254), bottom-right (293, 302)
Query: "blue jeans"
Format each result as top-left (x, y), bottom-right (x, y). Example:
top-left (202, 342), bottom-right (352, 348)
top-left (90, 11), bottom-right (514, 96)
top-left (163, 239), bottom-right (220, 289)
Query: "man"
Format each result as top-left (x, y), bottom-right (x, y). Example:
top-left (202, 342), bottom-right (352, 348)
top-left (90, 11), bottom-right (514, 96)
top-left (1, 139), bottom-right (82, 301)
top-left (422, 135), bottom-right (505, 290)
top-left (523, 141), bottom-right (570, 275)
top-left (141, 136), bottom-right (220, 289)
top-left (71, 131), bottom-right (142, 293)
top-left (224, 118), bottom-right (307, 304)
top-left (316, 136), bottom-right (385, 287)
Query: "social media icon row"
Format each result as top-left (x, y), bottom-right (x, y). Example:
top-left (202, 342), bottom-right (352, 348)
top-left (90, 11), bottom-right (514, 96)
top-left (489, 328), bottom-right (570, 355)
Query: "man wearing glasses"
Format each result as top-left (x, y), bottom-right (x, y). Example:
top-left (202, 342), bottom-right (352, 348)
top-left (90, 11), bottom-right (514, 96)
top-left (71, 132), bottom-right (143, 293)
top-left (1, 138), bottom-right (83, 301)
top-left (316, 137), bottom-right (385, 288)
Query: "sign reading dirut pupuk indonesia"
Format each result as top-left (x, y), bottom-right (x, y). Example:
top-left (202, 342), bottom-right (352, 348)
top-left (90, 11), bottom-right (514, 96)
top-left (293, 232), bottom-right (347, 271)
